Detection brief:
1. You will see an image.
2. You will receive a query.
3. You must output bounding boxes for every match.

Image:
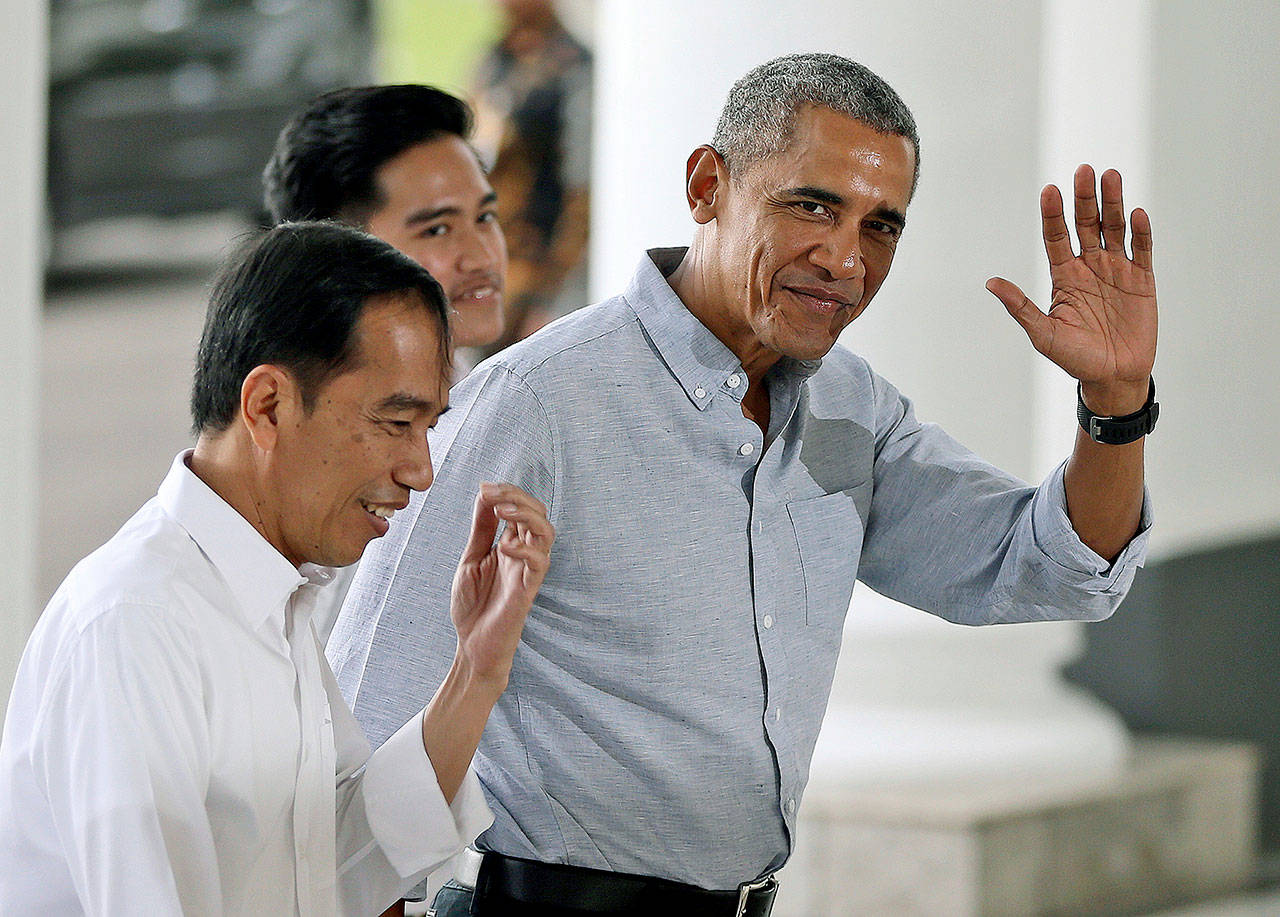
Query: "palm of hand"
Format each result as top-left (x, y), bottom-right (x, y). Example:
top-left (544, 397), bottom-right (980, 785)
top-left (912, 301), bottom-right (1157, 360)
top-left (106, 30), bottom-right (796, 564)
top-left (1044, 247), bottom-right (1157, 385)
top-left (988, 165), bottom-right (1158, 391)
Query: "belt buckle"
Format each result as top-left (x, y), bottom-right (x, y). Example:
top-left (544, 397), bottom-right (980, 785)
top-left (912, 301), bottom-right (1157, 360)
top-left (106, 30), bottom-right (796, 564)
top-left (734, 874), bottom-right (777, 917)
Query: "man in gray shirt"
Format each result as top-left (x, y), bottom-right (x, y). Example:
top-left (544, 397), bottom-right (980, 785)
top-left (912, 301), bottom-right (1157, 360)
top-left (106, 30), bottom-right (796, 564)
top-left (328, 53), bottom-right (1157, 916)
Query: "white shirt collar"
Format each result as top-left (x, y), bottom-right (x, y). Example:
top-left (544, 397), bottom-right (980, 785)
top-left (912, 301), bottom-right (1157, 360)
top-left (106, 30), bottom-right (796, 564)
top-left (156, 450), bottom-right (336, 631)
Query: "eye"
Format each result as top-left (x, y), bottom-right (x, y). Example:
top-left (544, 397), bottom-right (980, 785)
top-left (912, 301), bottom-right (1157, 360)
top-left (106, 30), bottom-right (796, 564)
top-left (796, 200), bottom-right (832, 218)
top-left (478, 210), bottom-right (498, 225)
top-left (865, 220), bottom-right (902, 240)
top-left (419, 223), bottom-right (449, 239)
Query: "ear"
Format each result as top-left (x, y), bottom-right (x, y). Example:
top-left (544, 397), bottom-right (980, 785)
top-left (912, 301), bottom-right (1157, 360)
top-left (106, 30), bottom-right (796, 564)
top-left (239, 365), bottom-right (297, 453)
top-left (685, 145), bottom-right (729, 225)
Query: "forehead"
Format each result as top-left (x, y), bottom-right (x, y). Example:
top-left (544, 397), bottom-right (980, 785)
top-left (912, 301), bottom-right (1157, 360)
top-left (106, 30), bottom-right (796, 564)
top-left (342, 297), bottom-right (450, 400)
top-left (747, 105), bottom-right (916, 207)
top-left (372, 135), bottom-right (492, 214)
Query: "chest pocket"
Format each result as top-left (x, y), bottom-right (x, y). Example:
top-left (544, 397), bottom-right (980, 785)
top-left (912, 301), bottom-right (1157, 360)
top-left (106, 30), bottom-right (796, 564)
top-left (786, 482), bottom-right (870, 627)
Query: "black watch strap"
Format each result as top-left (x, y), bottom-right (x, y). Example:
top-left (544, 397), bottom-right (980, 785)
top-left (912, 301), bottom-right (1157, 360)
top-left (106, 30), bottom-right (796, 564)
top-left (1077, 377), bottom-right (1159, 445)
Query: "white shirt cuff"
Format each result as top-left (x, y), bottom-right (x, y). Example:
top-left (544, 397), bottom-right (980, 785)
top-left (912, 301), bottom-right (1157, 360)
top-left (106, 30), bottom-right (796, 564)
top-left (360, 709), bottom-right (493, 877)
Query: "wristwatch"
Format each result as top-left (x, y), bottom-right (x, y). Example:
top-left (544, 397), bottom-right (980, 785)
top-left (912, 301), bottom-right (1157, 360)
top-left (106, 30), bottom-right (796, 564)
top-left (1077, 377), bottom-right (1159, 445)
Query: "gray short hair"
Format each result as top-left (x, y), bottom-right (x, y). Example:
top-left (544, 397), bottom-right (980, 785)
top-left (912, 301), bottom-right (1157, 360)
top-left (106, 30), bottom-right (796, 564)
top-left (712, 53), bottom-right (920, 195)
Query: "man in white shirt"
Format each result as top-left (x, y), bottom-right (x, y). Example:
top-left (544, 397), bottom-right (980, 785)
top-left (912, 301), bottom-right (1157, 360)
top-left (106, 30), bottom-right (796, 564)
top-left (0, 221), bottom-right (554, 915)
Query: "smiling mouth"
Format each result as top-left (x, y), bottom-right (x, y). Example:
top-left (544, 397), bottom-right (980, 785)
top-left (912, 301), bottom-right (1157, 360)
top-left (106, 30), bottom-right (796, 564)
top-left (783, 286), bottom-right (852, 316)
top-left (359, 500), bottom-right (397, 521)
top-left (452, 283), bottom-right (502, 305)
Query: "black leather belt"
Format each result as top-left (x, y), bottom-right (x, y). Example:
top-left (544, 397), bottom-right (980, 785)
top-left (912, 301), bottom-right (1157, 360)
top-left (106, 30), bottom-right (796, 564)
top-left (461, 849), bottom-right (778, 917)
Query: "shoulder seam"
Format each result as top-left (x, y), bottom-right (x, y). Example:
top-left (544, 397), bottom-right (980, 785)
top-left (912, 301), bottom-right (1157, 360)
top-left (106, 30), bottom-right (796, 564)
top-left (490, 310), bottom-right (639, 382)
top-left (486, 366), bottom-right (562, 525)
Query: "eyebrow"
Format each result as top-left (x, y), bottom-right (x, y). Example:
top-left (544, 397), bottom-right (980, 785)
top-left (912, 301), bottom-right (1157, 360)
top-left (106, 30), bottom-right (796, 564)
top-left (375, 392), bottom-right (449, 415)
top-left (783, 186), bottom-right (908, 230)
top-left (405, 206), bottom-right (458, 227)
top-left (403, 191), bottom-right (499, 228)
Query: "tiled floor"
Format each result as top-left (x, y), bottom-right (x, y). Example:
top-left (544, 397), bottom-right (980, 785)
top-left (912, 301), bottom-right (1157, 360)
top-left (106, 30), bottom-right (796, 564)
top-left (36, 220), bottom-right (1280, 917)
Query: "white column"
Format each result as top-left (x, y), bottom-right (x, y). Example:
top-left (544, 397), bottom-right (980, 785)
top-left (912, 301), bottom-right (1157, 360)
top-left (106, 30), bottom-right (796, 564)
top-left (594, 0), bottom-right (1130, 788)
top-left (1035, 0), bottom-right (1154, 476)
top-left (1143, 0), bottom-right (1280, 557)
top-left (0, 0), bottom-right (46, 720)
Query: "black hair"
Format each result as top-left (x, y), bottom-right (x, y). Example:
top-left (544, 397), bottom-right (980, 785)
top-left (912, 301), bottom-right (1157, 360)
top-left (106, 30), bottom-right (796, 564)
top-left (191, 221), bottom-right (450, 434)
top-left (262, 84), bottom-right (474, 225)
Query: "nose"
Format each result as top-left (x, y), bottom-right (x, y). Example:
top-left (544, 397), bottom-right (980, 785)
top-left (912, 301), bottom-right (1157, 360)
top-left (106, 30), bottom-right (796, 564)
top-left (395, 435), bottom-right (434, 493)
top-left (456, 220), bottom-right (503, 275)
top-left (811, 228), bottom-right (867, 283)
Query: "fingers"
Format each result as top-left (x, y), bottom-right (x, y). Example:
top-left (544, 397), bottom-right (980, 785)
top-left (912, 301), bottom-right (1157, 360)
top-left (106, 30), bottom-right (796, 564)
top-left (986, 277), bottom-right (1053, 356)
top-left (1131, 206), bottom-right (1154, 271)
top-left (487, 485), bottom-right (554, 590)
top-left (484, 483), bottom-right (553, 539)
top-left (1039, 183), bottom-right (1074, 267)
top-left (459, 482), bottom-right (554, 565)
top-left (481, 482), bottom-right (554, 566)
top-left (1072, 164), bottom-right (1102, 253)
top-left (496, 511), bottom-right (554, 561)
top-left (496, 539), bottom-right (553, 589)
top-left (1099, 168), bottom-right (1126, 253)
top-left (1047, 166), bottom-right (1151, 269)
top-left (458, 488), bottom-right (501, 565)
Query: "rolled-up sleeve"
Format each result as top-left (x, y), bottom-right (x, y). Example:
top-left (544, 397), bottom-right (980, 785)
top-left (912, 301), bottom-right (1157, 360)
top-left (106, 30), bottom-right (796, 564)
top-left (1029, 458), bottom-right (1153, 591)
top-left (859, 371), bottom-right (1151, 626)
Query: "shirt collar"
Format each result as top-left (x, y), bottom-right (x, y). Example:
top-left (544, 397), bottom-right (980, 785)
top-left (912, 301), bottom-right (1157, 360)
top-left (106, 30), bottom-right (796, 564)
top-left (623, 248), bottom-right (822, 411)
top-left (157, 451), bottom-right (335, 631)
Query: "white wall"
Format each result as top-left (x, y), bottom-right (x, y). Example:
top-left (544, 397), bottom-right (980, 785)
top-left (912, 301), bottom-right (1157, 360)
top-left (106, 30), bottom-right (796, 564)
top-left (0, 0), bottom-right (46, 719)
top-left (1145, 0), bottom-right (1280, 557)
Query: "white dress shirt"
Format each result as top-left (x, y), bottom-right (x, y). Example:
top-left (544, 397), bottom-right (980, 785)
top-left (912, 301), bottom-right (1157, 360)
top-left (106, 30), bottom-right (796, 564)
top-left (0, 452), bottom-right (491, 915)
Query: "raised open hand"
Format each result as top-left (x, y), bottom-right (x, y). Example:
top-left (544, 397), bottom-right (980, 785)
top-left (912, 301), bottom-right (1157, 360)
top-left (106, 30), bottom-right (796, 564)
top-left (987, 165), bottom-right (1157, 411)
top-left (450, 482), bottom-right (554, 686)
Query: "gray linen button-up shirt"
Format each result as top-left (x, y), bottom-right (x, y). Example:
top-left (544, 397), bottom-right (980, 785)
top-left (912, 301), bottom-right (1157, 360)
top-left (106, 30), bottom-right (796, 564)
top-left (328, 247), bottom-right (1151, 890)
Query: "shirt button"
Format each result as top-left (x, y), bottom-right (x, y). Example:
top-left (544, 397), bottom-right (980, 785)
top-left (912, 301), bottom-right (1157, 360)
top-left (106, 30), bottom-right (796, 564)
top-left (694, 386), bottom-right (707, 399)
top-left (739, 442), bottom-right (755, 456)
top-left (785, 798), bottom-right (797, 815)
top-left (727, 373), bottom-right (742, 388)
top-left (762, 614), bottom-right (774, 629)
